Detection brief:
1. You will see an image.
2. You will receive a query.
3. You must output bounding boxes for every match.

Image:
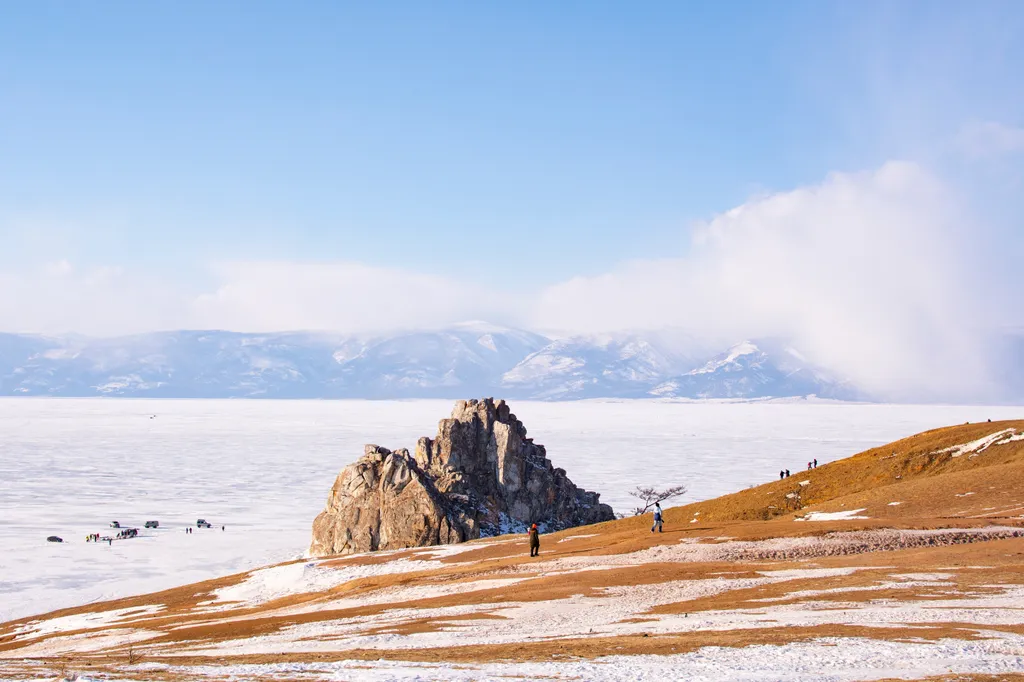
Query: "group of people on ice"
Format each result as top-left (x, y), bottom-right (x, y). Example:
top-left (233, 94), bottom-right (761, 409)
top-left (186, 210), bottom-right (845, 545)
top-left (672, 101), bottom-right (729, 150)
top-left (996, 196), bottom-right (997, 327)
top-left (85, 526), bottom-right (140, 544)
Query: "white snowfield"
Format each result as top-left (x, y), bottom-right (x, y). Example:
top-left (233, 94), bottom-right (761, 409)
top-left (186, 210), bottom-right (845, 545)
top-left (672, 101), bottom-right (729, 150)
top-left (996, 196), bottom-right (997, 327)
top-left (185, 635), bottom-right (1024, 681)
top-left (1, 398), bottom-right (1022, 624)
top-left (26, 635), bottom-right (1024, 682)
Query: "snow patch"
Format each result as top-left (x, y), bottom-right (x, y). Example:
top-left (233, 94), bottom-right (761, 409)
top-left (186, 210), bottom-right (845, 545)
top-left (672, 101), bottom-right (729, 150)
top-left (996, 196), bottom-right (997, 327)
top-left (11, 605), bottom-right (166, 640)
top-left (938, 428), bottom-right (1017, 458)
top-left (207, 544), bottom-right (508, 611)
top-left (797, 509), bottom-right (869, 522)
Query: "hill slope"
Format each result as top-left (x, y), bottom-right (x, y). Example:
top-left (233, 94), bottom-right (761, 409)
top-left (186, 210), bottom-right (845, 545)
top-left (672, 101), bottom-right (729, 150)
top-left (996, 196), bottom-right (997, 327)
top-left (673, 419), bottom-right (1024, 524)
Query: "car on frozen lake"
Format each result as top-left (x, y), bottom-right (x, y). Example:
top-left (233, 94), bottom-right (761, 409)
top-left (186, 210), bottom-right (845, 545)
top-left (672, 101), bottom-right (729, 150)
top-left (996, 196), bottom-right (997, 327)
top-left (144, 520), bottom-right (159, 528)
top-left (46, 536), bottom-right (63, 543)
top-left (110, 521), bottom-right (121, 528)
top-left (196, 519), bottom-right (212, 528)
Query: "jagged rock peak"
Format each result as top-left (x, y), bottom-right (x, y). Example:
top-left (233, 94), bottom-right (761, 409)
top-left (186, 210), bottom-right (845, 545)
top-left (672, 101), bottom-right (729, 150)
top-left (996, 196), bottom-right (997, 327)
top-left (310, 398), bottom-right (614, 556)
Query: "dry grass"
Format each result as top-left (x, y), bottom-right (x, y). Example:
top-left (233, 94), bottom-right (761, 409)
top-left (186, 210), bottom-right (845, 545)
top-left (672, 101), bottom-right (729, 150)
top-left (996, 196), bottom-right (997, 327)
top-left (663, 419), bottom-right (1024, 524)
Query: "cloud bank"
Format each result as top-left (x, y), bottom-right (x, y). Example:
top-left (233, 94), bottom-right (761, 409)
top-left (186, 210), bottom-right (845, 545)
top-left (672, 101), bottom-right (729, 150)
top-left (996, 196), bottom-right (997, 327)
top-left (0, 161), bottom-right (1013, 400)
top-left (534, 162), bottom-right (998, 400)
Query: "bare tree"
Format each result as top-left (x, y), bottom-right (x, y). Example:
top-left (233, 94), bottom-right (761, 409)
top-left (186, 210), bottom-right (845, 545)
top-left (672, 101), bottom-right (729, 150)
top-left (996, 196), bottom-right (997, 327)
top-left (124, 638), bottom-right (141, 666)
top-left (56, 656), bottom-right (73, 681)
top-left (630, 484), bottom-right (688, 516)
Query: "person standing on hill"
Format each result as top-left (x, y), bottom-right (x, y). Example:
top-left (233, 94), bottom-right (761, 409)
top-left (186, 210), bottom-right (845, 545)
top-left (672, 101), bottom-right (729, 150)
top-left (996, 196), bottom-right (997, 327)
top-left (813, 458), bottom-right (818, 468)
top-left (528, 523), bottom-right (540, 557)
top-left (779, 470), bottom-right (785, 480)
top-left (785, 469), bottom-right (791, 478)
top-left (651, 502), bottom-right (664, 533)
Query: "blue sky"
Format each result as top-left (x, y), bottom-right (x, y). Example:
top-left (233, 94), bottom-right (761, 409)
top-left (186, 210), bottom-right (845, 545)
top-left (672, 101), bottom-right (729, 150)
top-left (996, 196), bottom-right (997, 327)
top-left (0, 0), bottom-right (1022, 397)
top-left (3, 2), bottom-right (1018, 278)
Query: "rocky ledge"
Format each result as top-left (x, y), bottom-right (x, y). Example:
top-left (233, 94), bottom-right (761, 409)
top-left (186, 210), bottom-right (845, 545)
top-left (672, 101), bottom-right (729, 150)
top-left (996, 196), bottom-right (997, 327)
top-left (310, 398), bottom-right (614, 555)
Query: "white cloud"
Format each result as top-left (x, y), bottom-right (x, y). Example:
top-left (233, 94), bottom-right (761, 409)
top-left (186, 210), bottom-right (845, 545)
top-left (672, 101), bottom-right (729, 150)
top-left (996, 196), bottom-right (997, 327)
top-left (0, 260), bottom-right (515, 336)
top-left (0, 161), bottom-right (1010, 400)
top-left (0, 262), bottom-right (190, 337)
top-left (956, 121), bottom-right (1024, 159)
top-left (190, 261), bottom-right (514, 333)
top-left (531, 161), bottom-right (999, 400)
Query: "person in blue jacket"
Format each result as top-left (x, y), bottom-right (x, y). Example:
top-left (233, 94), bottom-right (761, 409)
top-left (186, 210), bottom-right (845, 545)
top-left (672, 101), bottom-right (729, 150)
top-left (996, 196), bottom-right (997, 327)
top-left (651, 502), bottom-right (663, 533)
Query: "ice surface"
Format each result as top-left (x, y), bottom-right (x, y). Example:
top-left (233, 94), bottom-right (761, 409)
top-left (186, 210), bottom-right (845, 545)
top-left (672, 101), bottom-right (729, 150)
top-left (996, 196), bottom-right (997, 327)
top-left (1, 398), bottom-right (1020, 623)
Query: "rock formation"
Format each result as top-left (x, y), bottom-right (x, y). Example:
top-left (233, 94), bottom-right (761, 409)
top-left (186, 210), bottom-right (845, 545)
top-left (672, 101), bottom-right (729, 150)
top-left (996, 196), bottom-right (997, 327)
top-left (310, 398), bottom-right (615, 555)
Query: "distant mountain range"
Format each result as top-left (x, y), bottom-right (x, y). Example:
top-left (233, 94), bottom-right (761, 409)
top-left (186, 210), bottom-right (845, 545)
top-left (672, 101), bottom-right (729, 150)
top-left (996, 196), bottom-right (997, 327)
top-left (649, 339), bottom-right (862, 401)
top-left (0, 324), bottom-right (1018, 402)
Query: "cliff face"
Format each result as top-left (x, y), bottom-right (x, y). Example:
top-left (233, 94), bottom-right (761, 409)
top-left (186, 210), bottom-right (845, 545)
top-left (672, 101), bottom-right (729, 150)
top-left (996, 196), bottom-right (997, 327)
top-left (310, 398), bottom-right (614, 555)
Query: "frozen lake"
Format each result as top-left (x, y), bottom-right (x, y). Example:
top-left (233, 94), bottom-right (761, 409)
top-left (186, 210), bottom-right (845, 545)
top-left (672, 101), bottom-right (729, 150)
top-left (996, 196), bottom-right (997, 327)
top-left (1, 398), bottom-right (1020, 622)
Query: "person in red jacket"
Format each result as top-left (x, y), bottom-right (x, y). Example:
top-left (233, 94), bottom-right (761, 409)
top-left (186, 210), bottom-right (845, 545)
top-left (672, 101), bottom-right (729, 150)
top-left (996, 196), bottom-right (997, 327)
top-left (528, 523), bottom-right (540, 557)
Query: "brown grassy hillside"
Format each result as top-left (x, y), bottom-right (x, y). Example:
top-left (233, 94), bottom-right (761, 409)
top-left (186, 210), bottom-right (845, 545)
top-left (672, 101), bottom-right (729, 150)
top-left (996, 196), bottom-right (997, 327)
top-left (663, 419), bottom-right (1024, 524)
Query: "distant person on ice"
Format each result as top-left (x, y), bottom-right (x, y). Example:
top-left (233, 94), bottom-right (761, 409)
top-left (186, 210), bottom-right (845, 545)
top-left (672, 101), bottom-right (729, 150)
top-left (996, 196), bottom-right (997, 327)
top-left (528, 523), bottom-right (540, 557)
top-left (651, 502), bottom-right (663, 533)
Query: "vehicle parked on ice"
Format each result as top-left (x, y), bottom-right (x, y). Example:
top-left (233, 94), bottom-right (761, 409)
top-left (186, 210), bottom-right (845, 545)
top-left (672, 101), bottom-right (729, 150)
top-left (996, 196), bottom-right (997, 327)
top-left (46, 536), bottom-right (63, 543)
top-left (144, 520), bottom-right (159, 528)
top-left (196, 519), bottom-right (212, 528)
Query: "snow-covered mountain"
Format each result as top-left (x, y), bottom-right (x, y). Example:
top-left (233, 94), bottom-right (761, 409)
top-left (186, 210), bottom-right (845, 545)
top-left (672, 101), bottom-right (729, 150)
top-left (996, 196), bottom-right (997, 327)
top-left (500, 332), bottom-right (705, 399)
top-left (2, 326), bottom-right (1017, 401)
top-left (650, 339), bottom-right (863, 400)
top-left (327, 324), bottom-right (550, 398)
top-left (0, 326), bottom-right (549, 399)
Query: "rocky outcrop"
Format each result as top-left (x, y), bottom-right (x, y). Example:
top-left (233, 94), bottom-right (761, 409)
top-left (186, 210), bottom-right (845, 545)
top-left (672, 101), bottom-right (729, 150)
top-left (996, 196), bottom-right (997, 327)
top-left (310, 398), bottom-right (614, 556)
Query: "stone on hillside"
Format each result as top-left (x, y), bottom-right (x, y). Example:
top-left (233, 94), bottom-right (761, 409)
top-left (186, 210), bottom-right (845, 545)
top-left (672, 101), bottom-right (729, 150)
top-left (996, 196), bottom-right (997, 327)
top-left (309, 398), bottom-right (614, 556)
